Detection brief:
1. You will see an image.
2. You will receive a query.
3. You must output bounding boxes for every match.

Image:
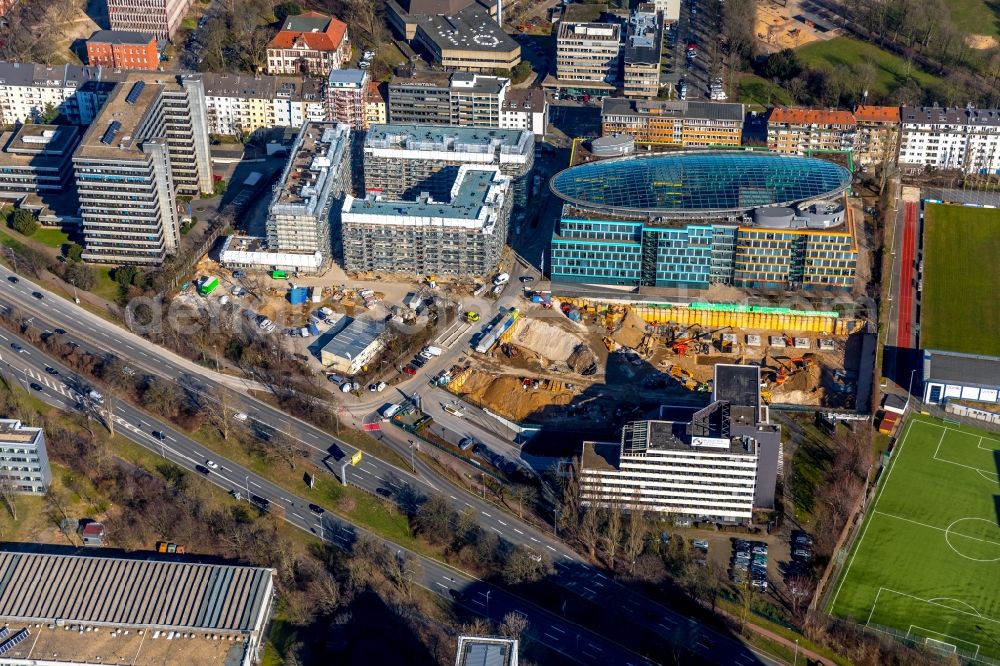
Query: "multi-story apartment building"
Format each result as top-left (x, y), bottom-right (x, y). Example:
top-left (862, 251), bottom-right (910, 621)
top-left (622, 9), bottom-right (662, 99)
top-left (326, 69), bottom-right (369, 129)
top-left (86, 30), bottom-right (159, 70)
top-left (265, 123), bottom-right (352, 267)
top-left (853, 105), bottom-right (900, 167)
top-left (366, 82), bottom-right (387, 127)
top-left (899, 106), bottom-right (1000, 173)
top-left (388, 72), bottom-right (507, 127)
top-left (649, 0), bottom-right (681, 22)
top-left (548, 152), bottom-right (856, 290)
top-left (766, 107), bottom-right (857, 154)
top-left (342, 165), bottom-right (512, 277)
top-left (0, 419), bottom-right (51, 494)
top-left (580, 366), bottom-right (780, 523)
top-left (106, 0), bottom-right (193, 41)
top-left (200, 73), bottom-right (326, 136)
top-left (0, 62), bottom-right (120, 126)
top-left (266, 11), bottom-right (350, 76)
top-left (0, 124), bottom-right (80, 201)
top-left (499, 88), bottom-right (548, 136)
top-left (363, 123), bottom-right (533, 210)
top-left (557, 22), bottom-right (621, 85)
top-left (74, 80), bottom-right (179, 265)
top-left (601, 98), bottom-right (744, 146)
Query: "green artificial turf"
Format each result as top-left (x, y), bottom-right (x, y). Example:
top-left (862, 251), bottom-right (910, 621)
top-left (920, 204), bottom-right (1000, 357)
top-left (828, 415), bottom-right (1000, 659)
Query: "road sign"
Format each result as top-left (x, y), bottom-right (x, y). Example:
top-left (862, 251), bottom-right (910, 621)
top-left (351, 451), bottom-right (363, 466)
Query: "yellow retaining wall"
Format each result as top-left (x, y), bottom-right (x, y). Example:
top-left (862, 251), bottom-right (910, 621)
top-left (555, 298), bottom-right (851, 335)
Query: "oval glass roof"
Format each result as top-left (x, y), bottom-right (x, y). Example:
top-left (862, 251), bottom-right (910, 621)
top-left (549, 152), bottom-right (852, 216)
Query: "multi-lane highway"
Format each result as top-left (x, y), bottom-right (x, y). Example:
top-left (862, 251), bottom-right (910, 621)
top-left (0, 264), bottom-right (782, 665)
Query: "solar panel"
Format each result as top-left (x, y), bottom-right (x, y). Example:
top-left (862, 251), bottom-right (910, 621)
top-left (100, 120), bottom-right (121, 145)
top-left (125, 80), bottom-right (145, 105)
top-left (0, 627), bottom-right (9, 641)
top-left (0, 628), bottom-right (30, 656)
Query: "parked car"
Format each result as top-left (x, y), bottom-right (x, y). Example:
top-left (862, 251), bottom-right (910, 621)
top-left (402, 366), bottom-right (417, 376)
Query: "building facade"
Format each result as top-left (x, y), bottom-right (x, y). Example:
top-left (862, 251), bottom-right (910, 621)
top-left (557, 22), bottom-right (621, 84)
top-left (499, 88), bottom-right (548, 136)
top-left (366, 82), bottom-right (387, 127)
top-left (0, 62), bottom-right (121, 126)
top-left (326, 69), bottom-right (369, 129)
top-left (548, 152), bottom-right (856, 290)
top-left (363, 123), bottom-right (534, 210)
top-left (342, 166), bottom-right (512, 277)
top-left (265, 122), bottom-right (352, 268)
top-left (899, 106), bottom-right (1000, 173)
top-left (0, 419), bottom-right (51, 494)
top-left (320, 317), bottom-right (385, 374)
top-left (622, 9), bottom-right (663, 99)
top-left (579, 366), bottom-right (779, 523)
top-left (388, 72), bottom-right (507, 127)
top-left (766, 107), bottom-right (857, 154)
top-left (922, 349), bottom-right (1000, 407)
top-left (601, 98), bottom-right (744, 146)
top-left (201, 73), bottom-right (326, 136)
top-left (86, 30), bottom-right (159, 70)
top-left (266, 11), bottom-right (350, 76)
top-left (0, 124), bottom-right (80, 201)
top-left (853, 105), bottom-right (900, 167)
top-left (106, 0), bottom-right (193, 41)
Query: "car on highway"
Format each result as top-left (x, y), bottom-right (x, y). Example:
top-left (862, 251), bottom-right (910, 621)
top-left (44, 366), bottom-right (58, 375)
top-left (375, 487), bottom-right (392, 498)
top-left (195, 464), bottom-right (210, 475)
top-left (234, 412), bottom-right (249, 421)
top-left (206, 460), bottom-right (220, 470)
top-left (308, 503), bottom-right (324, 515)
top-left (9, 343), bottom-right (26, 354)
top-left (448, 589), bottom-right (465, 601)
top-left (54, 328), bottom-right (66, 335)
top-left (29, 382), bottom-right (43, 392)
top-left (32, 292), bottom-right (42, 299)
top-left (7, 276), bottom-right (17, 284)
top-left (153, 431), bottom-right (165, 441)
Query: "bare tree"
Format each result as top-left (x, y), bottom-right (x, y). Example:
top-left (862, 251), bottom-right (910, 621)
top-left (623, 504), bottom-right (648, 574)
top-left (499, 611), bottom-right (529, 642)
top-left (788, 573), bottom-right (816, 619)
top-left (0, 479), bottom-right (17, 520)
top-left (208, 387), bottom-right (240, 441)
top-left (578, 504), bottom-right (601, 560)
top-left (508, 484), bottom-right (537, 520)
top-left (603, 502), bottom-right (623, 569)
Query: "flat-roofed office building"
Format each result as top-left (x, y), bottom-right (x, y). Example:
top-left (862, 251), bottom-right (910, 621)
top-left (0, 548), bottom-right (275, 665)
top-left (601, 98), bottom-right (745, 146)
top-left (557, 22), bottom-right (621, 85)
top-left (0, 124), bottom-right (80, 201)
top-left (0, 419), bottom-right (51, 495)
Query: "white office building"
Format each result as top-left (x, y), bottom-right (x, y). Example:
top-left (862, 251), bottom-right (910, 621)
top-left (899, 106), bottom-right (1000, 174)
top-left (579, 366), bottom-right (781, 523)
top-left (0, 419), bottom-right (50, 495)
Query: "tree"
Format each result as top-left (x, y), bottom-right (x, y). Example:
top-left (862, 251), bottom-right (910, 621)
top-left (508, 484), bottom-right (537, 519)
top-left (578, 504), bottom-right (601, 560)
top-left (412, 493), bottom-right (455, 545)
top-left (501, 545), bottom-right (548, 584)
top-left (622, 504), bottom-right (648, 574)
top-left (602, 503), bottom-right (623, 569)
top-left (65, 263), bottom-right (96, 291)
top-left (511, 60), bottom-right (533, 84)
top-left (9, 210), bottom-right (39, 236)
top-left (142, 377), bottom-right (183, 419)
top-left (499, 611), bottom-right (529, 641)
top-left (207, 386), bottom-right (240, 441)
top-left (0, 479), bottom-right (18, 520)
top-left (761, 48), bottom-right (801, 82)
top-left (274, 1), bottom-right (302, 23)
top-left (66, 243), bottom-right (84, 262)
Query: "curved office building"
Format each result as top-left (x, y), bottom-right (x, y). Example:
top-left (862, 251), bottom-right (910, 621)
top-left (548, 151), bottom-right (858, 290)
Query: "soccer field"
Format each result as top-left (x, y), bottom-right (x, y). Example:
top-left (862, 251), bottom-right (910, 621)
top-left (921, 204), bottom-right (1000, 357)
top-left (828, 415), bottom-right (1000, 661)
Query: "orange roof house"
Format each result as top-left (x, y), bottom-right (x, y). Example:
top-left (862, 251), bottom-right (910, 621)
top-left (853, 105), bottom-right (901, 124)
top-left (767, 107), bottom-right (857, 127)
top-left (266, 12), bottom-right (350, 76)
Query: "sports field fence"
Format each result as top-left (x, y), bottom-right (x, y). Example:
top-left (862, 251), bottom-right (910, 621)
top-left (864, 622), bottom-right (1000, 666)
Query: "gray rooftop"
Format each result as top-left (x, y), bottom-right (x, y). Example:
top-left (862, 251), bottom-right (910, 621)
top-left (347, 167), bottom-right (504, 220)
top-left (281, 13), bottom-right (335, 32)
top-left (0, 550), bottom-right (273, 631)
top-left (0, 124), bottom-right (79, 168)
top-left (271, 122), bottom-right (350, 213)
top-left (713, 364), bottom-right (760, 410)
top-left (365, 123), bottom-right (532, 154)
top-left (321, 317), bottom-right (383, 361)
top-left (89, 30), bottom-right (156, 46)
top-left (602, 97), bottom-right (745, 122)
top-left (924, 349), bottom-right (1000, 388)
top-left (624, 11), bottom-right (661, 66)
top-left (455, 636), bottom-right (518, 666)
top-left (414, 4), bottom-right (520, 54)
top-left (75, 77), bottom-right (164, 158)
top-left (901, 106), bottom-right (1000, 127)
top-left (327, 68), bottom-right (368, 88)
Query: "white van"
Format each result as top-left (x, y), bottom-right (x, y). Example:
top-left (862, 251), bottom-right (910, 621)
top-left (493, 272), bottom-right (510, 286)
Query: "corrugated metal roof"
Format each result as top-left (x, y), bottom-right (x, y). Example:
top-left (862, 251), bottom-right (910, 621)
top-left (0, 551), bottom-right (273, 632)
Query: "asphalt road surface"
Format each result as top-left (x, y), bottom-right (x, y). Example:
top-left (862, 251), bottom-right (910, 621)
top-left (0, 266), bottom-right (781, 665)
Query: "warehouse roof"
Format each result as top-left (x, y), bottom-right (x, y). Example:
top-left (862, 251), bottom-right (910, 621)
top-left (320, 317), bottom-right (383, 361)
top-left (924, 349), bottom-right (1000, 388)
top-left (0, 550), bottom-right (273, 632)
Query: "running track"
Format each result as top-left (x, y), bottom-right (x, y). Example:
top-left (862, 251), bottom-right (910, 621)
top-left (896, 201), bottom-right (917, 348)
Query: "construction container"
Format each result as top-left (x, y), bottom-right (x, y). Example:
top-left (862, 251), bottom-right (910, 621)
top-left (288, 287), bottom-right (308, 305)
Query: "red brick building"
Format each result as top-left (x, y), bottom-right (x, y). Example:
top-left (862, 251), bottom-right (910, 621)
top-left (86, 30), bottom-right (159, 70)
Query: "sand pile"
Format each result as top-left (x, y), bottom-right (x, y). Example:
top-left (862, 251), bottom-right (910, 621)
top-left (458, 373), bottom-right (574, 421)
top-left (513, 318), bottom-right (584, 361)
top-left (567, 344), bottom-right (598, 374)
top-left (612, 308), bottom-right (648, 349)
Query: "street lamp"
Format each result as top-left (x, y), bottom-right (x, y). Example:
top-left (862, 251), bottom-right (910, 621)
top-left (793, 639), bottom-right (799, 666)
top-left (245, 475), bottom-right (250, 500)
top-left (70, 279), bottom-right (79, 305)
top-left (485, 590), bottom-right (491, 619)
top-left (904, 368), bottom-right (917, 410)
top-left (408, 439), bottom-right (416, 472)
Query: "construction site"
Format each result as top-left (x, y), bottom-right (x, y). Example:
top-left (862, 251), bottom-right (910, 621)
top-left (755, 0), bottom-right (840, 53)
top-left (441, 295), bottom-right (868, 427)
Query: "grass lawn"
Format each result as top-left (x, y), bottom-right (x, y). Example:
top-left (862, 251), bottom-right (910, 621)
top-left (796, 37), bottom-right (942, 98)
top-left (738, 74), bottom-right (793, 109)
top-left (828, 415), bottom-right (1000, 659)
top-left (89, 266), bottom-right (120, 302)
top-left (946, 0), bottom-right (1000, 41)
top-left (920, 203), bottom-right (1000, 356)
top-left (32, 227), bottom-right (71, 249)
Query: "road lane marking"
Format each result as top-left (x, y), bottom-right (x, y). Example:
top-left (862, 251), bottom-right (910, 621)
top-left (436, 582), bottom-right (447, 589)
top-left (497, 520), bottom-right (507, 526)
top-left (530, 537), bottom-right (539, 542)
top-left (481, 511), bottom-right (491, 517)
top-left (550, 626), bottom-right (565, 634)
top-left (491, 527), bottom-right (502, 534)
top-left (544, 633), bottom-right (561, 641)
top-left (513, 528), bottom-right (523, 535)
top-left (546, 545), bottom-right (556, 552)
top-left (583, 586), bottom-right (596, 595)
